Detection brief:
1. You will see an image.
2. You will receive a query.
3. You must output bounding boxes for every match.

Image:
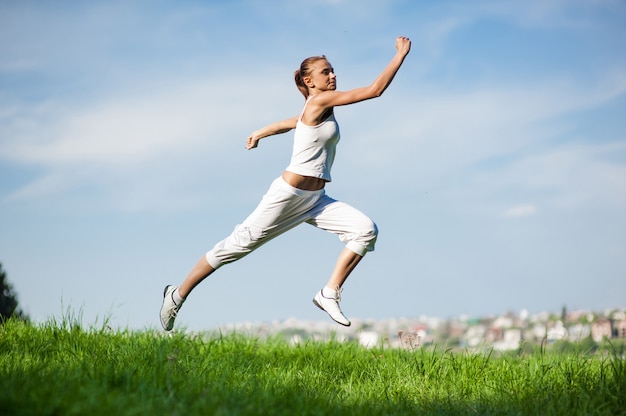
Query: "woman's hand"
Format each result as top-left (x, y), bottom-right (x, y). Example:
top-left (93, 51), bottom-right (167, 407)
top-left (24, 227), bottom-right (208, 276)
top-left (396, 36), bottom-right (411, 56)
top-left (246, 134), bottom-right (261, 150)
top-left (245, 116), bottom-right (298, 150)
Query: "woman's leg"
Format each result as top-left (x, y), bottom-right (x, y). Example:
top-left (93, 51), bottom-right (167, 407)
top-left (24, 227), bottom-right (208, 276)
top-left (312, 247), bottom-right (364, 327)
top-left (161, 177), bottom-right (320, 330)
top-left (160, 256), bottom-right (214, 331)
top-left (309, 196), bottom-right (378, 326)
top-left (308, 196), bottom-right (378, 258)
top-left (178, 256), bottom-right (216, 299)
top-left (326, 247), bottom-right (363, 290)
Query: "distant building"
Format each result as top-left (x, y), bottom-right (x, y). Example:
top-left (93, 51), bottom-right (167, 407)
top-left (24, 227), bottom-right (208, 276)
top-left (591, 319), bottom-right (612, 343)
top-left (567, 323), bottom-right (591, 342)
top-left (547, 321), bottom-right (567, 341)
top-left (492, 329), bottom-right (522, 351)
top-left (614, 317), bottom-right (626, 339)
top-left (529, 323), bottom-right (546, 342)
top-left (464, 324), bottom-right (487, 348)
top-left (359, 331), bottom-right (379, 348)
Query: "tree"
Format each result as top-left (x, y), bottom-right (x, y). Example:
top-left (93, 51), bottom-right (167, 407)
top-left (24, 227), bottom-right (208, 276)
top-left (0, 263), bottom-right (28, 322)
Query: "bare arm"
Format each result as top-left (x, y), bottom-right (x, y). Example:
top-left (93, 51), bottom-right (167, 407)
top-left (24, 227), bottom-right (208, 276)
top-left (314, 36), bottom-right (411, 109)
top-left (246, 115), bottom-right (298, 150)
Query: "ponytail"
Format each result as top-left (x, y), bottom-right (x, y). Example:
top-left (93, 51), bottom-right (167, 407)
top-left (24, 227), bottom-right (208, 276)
top-left (294, 70), bottom-right (308, 99)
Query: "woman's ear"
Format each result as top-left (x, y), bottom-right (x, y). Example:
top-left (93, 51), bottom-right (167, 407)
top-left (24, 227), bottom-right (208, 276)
top-left (304, 76), bottom-right (314, 88)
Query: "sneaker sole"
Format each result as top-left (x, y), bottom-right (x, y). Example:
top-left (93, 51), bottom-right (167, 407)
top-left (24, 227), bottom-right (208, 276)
top-left (160, 285), bottom-right (176, 331)
top-left (163, 285), bottom-right (173, 297)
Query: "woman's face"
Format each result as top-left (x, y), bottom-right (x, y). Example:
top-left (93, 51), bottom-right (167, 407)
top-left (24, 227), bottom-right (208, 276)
top-left (306, 59), bottom-right (336, 92)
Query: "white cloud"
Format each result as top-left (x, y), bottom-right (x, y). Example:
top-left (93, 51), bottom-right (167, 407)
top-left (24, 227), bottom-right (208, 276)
top-left (2, 0), bottom-right (624, 217)
top-left (4, 173), bottom-right (69, 202)
top-left (503, 204), bottom-right (538, 218)
top-left (471, 0), bottom-right (626, 29)
top-left (0, 71), bottom-right (300, 207)
top-left (2, 81), bottom-right (225, 166)
top-left (1, 74), bottom-right (297, 165)
top-left (344, 71), bottom-right (626, 179)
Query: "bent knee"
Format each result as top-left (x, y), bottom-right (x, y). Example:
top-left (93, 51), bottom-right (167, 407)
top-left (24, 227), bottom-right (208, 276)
top-left (346, 219), bottom-right (378, 255)
top-left (368, 220), bottom-right (379, 239)
top-left (358, 218), bottom-right (378, 241)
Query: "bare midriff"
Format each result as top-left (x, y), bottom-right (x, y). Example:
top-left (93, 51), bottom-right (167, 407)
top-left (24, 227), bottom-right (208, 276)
top-left (282, 171), bottom-right (327, 191)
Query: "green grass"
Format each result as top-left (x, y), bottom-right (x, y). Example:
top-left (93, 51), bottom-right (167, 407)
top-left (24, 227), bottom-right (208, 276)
top-left (1, 318), bottom-right (624, 416)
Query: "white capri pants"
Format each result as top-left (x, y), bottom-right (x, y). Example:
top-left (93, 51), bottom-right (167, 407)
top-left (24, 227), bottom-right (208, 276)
top-left (206, 176), bottom-right (378, 269)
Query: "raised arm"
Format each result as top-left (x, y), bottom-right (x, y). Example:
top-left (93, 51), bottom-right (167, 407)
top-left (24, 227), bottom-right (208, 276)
top-left (246, 115), bottom-right (299, 150)
top-left (314, 36), bottom-right (411, 108)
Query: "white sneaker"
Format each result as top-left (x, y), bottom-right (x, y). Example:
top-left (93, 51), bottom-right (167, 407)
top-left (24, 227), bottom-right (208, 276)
top-left (160, 285), bottom-right (183, 331)
top-left (312, 288), bottom-right (351, 326)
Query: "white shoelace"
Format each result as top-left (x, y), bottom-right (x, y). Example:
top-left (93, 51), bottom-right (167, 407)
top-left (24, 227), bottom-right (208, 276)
top-left (330, 285), bottom-right (342, 302)
top-left (168, 293), bottom-right (180, 317)
top-left (322, 287), bottom-right (341, 302)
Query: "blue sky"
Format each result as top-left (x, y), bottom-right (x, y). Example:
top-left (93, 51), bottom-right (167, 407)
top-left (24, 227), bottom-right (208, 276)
top-left (1, 0), bottom-right (625, 331)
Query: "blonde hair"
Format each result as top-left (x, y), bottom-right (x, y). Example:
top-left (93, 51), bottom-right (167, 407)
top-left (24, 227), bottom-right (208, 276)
top-left (294, 55), bottom-right (327, 98)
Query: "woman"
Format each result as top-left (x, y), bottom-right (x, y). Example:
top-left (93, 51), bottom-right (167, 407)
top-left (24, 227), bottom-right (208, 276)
top-left (160, 36), bottom-right (411, 330)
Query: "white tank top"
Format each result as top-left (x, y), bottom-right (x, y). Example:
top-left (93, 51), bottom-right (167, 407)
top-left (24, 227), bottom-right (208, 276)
top-left (285, 100), bottom-right (340, 181)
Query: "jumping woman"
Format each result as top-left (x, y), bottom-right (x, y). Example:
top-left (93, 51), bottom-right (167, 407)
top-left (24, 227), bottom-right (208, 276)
top-left (160, 36), bottom-right (411, 330)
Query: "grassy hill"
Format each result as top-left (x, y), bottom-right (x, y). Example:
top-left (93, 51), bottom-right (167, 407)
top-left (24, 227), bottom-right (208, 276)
top-left (1, 318), bottom-right (624, 415)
